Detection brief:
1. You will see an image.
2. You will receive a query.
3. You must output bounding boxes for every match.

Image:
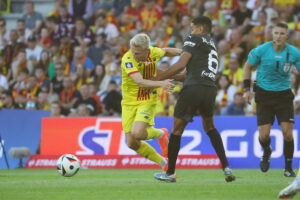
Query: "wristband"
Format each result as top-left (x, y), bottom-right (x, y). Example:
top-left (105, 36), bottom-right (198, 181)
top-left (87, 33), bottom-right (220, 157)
top-left (243, 79), bottom-right (251, 91)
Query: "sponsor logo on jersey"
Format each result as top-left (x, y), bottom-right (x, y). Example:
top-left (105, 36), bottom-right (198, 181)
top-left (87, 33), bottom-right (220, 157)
top-left (125, 62), bottom-right (133, 68)
top-left (184, 41), bottom-right (196, 47)
top-left (201, 70), bottom-right (216, 80)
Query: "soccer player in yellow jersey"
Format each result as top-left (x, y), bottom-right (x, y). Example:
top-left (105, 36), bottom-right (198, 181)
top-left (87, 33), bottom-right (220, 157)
top-left (121, 33), bottom-right (182, 171)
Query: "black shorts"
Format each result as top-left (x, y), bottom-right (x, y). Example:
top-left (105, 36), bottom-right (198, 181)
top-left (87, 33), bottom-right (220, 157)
top-left (174, 85), bottom-right (216, 122)
top-left (255, 87), bottom-right (294, 126)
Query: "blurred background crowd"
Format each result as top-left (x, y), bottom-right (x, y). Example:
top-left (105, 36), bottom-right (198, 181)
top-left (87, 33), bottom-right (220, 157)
top-left (0, 0), bottom-right (300, 117)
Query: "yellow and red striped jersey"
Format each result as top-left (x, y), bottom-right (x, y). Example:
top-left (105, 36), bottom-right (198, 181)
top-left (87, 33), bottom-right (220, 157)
top-left (121, 46), bottom-right (165, 105)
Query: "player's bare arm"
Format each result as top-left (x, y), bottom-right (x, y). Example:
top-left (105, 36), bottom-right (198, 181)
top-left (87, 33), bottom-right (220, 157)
top-left (242, 61), bottom-right (254, 103)
top-left (155, 52), bottom-right (192, 81)
top-left (162, 48), bottom-right (182, 57)
top-left (157, 69), bottom-right (186, 82)
top-left (129, 72), bottom-right (175, 91)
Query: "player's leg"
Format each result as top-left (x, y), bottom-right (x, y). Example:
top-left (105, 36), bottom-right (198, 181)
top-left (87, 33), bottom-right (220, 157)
top-left (125, 132), bottom-right (167, 168)
top-left (278, 163), bottom-right (300, 199)
top-left (154, 117), bottom-right (187, 182)
top-left (122, 104), bottom-right (167, 169)
top-left (154, 89), bottom-right (190, 182)
top-left (202, 116), bottom-right (235, 182)
top-left (277, 97), bottom-right (296, 177)
top-left (256, 102), bottom-right (274, 172)
top-left (281, 122), bottom-right (296, 177)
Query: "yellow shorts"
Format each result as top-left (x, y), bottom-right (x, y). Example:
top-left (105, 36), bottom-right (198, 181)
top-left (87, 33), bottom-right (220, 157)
top-left (122, 103), bottom-right (156, 133)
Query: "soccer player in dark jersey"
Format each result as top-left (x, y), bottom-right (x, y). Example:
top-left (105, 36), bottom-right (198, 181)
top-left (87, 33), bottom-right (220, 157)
top-left (153, 16), bottom-right (235, 182)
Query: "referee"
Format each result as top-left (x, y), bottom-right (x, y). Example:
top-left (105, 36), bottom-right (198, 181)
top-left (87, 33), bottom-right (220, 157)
top-left (243, 22), bottom-right (300, 177)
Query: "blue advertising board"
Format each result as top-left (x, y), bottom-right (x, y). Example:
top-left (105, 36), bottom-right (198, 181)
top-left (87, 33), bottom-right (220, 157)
top-left (154, 116), bottom-right (300, 169)
top-left (0, 109), bottom-right (50, 169)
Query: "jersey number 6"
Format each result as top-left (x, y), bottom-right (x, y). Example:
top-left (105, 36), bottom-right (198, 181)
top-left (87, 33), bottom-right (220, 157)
top-left (208, 50), bottom-right (219, 74)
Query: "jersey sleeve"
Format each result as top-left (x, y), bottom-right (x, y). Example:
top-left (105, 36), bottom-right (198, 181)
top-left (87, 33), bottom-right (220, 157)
top-left (294, 48), bottom-right (300, 72)
top-left (121, 55), bottom-right (139, 76)
top-left (182, 36), bottom-right (197, 54)
top-left (247, 46), bottom-right (262, 67)
top-left (151, 46), bottom-right (166, 60)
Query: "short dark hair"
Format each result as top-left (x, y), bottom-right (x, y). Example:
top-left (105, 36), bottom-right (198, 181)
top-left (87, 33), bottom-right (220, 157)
top-left (192, 16), bottom-right (212, 33)
top-left (275, 22), bottom-right (288, 30)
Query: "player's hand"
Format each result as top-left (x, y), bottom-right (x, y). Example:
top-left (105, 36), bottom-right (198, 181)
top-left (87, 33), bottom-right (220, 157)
top-left (243, 91), bottom-right (253, 104)
top-left (161, 79), bottom-right (175, 91)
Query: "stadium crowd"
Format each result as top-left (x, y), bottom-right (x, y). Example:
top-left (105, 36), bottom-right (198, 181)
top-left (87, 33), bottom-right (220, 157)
top-left (0, 0), bottom-right (299, 117)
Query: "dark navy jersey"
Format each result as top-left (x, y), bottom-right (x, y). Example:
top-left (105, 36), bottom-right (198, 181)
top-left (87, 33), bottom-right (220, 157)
top-left (182, 34), bottom-right (218, 87)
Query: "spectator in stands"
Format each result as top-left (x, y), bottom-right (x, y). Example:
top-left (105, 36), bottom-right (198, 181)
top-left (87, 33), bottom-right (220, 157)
top-left (68, 0), bottom-right (93, 21)
top-left (0, 90), bottom-right (19, 109)
top-left (151, 26), bottom-right (175, 48)
top-left (70, 46), bottom-right (94, 75)
top-left (38, 28), bottom-right (52, 50)
top-left (11, 68), bottom-right (29, 104)
top-left (16, 19), bottom-right (32, 43)
top-left (57, 4), bottom-right (75, 31)
top-left (60, 75), bottom-right (80, 114)
top-left (0, 18), bottom-right (9, 50)
top-left (73, 83), bottom-right (97, 115)
top-left (50, 101), bottom-right (63, 117)
top-left (230, 0), bottom-right (252, 29)
top-left (112, 0), bottom-right (131, 17)
top-left (50, 62), bottom-right (65, 95)
top-left (11, 51), bottom-right (33, 81)
top-left (72, 63), bottom-right (91, 90)
top-left (252, 11), bottom-right (267, 45)
top-left (223, 55), bottom-right (243, 87)
top-left (70, 17), bottom-right (94, 47)
top-left (39, 50), bottom-right (53, 76)
top-left (217, 40), bottom-right (231, 73)
top-left (72, 103), bottom-right (93, 117)
top-left (15, 75), bottom-right (41, 108)
top-left (87, 33), bottom-right (110, 66)
top-left (176, 15), bottom-right (191, 41)
top-left (88, 82), bottom-right (102, 115)
top-left (228, 27), bottom-right (247, 65)
top-left (3, 29), bottom-right (26, 66)
top-left (216, 74), bottom-right (237, 114)
top-left (45, 16), bottom-right (69, 43)
top-left (137, 0), bottom-right (162, 32)
top-left (22, 1), bottom-right (43, 33)
top-left (25, 35), bottom-right (43, 62)
top-left (90, 64), bottom-right (105, 91)
top-left (36, 91), bottom-right (50, 110)
top-left (34, 66), bottom-right (50, 92)
top-left (94, 14), bottom-right (119, 46)
top-left (102, 80), bottom-right (121, 116)
top-left (221, 92), bottom-right (245, 115)
top-left (58, 32), bottom-right (73, 62)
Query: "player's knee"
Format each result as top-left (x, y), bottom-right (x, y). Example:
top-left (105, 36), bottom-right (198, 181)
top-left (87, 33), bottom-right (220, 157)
top-left (131, 130), bottom-right (146, 140)
top-left (172, 129), bottom-right (184, 136)
top-left (126, 139), bottom-right (139, 150)
top-left (283, 131), bottom-right (293, 141)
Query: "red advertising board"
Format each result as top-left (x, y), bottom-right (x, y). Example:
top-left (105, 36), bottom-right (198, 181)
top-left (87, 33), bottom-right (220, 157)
top-left (26, 155), bottom-right (221, 169)
top-left (41, 118), bottom-right (125, 155)
top-left (38, 117), bottom-right (221, 169)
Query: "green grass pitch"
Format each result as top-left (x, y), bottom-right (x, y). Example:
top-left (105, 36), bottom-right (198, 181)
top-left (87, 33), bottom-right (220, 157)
top-left (0, 169), bottom-right (294, 200)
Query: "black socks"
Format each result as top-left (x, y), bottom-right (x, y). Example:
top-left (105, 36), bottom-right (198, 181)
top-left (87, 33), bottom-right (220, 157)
top-left (207, 128), bottom-right (229, 169)
top-left (167, 134), bottom-right (182, 175)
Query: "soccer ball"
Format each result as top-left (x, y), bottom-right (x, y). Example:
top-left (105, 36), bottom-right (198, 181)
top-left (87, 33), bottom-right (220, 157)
top-left (57, 154), bottom-right (80, 177)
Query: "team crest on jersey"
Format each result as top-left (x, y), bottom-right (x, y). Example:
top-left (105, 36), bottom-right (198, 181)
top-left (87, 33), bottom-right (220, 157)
top-left (125, 62), bottom-right (133, 68)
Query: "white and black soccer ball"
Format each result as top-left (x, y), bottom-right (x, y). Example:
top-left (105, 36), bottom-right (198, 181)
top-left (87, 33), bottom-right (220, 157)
top-left (57, 154), bottom-right (80, 177)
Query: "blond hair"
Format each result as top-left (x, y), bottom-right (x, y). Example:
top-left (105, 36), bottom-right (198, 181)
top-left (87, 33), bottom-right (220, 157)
top-left (129, 33), bottom-right (150, 49)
